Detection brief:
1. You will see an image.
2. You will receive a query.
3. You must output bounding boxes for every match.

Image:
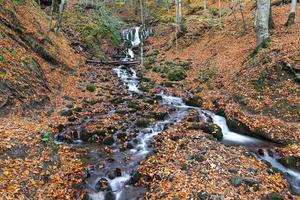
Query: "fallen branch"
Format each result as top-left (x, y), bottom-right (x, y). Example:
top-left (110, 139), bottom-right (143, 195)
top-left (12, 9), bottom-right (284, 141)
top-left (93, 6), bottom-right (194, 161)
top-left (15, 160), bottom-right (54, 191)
top-left (86, 59), bottom-right (140, 65)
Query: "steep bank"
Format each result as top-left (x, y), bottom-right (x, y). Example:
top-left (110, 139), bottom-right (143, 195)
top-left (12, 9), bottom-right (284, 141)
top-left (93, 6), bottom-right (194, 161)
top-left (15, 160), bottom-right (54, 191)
top-left (0, 0), bottom-right (119, 198)
top-left (142, 1), bottom-right (300, 148)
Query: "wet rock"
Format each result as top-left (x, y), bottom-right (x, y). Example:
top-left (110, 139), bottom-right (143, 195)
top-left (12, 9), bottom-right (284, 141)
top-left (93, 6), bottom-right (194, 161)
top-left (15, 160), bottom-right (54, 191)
top-left (197, 123), bottom-right (223, 141)
top-left (146, 112), bottom-right (167, 120)
top-left (170, 135), bottom-right (180, 141)
top-left (278, 155), bottom-right (297, 168)
top-left (244, 178), bottom-right (259, 192)
top-left (66, 103), bottom-right (74, 108)
top-left (181, 163), bottom-right (190, 171)
top-left (196, 191), bottom-right (209, 200)
top-left (227, 118), bottom-right (251, 135)
top-left (131, 171), bottom-right (142, 184)
top-left (59, 108), bottom-right (73, 117)
top-left (228, 168), bottom-right (238, 174)
top-left (107, 126), bottom-right (117, 134)
top-left (263, 192), bottom-right (284, 200)
top-left (143, 97), bottom-right (155, 105)
top-left (187, 114), bottom-right (200, 122)
top-left (103, 136), bottom-right (115, 145)
top-left (184, 95), bottom-right (203, 107)
top-left (86, 83), bottom-right (96, 92)
top-left (67, 116), bottom-right (77, 122)
top-left (110, 97), bottom-right (124, 104)
top-left (74, 107), bottom-right (82, 112)
top-left (62, 95), bottom-right (74, 101)
top-left (108, 168), bottom-right (122, 179)
top-left (136, 118), bottom-right (149, 128)
top-left (117, 132), bottom-right (127, 139)
top-left (126, 142), bottom-right (134, 149)
top-left (230, 175), bottom-right (242, 187)
top-left (189, 153), bottom-right (205, 162)
top-left (127, 101), bottom-right (140, 110)
top-left (105, 190), bottom-right (115, 200)
top-left (93, 130), bottom-right (106, 137)
top-left (80, 129), bottom-right (92, 142)
top-left (95, 178), bottom-right (111, 192)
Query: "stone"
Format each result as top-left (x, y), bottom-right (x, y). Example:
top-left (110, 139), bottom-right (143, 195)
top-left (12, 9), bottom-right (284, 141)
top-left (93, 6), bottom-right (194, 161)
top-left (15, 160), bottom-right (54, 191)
top-left (136, 118), bottom-right (149, 128)
top-left (230, 175), bottom-right (242, 187)
top-left (184, 95), bottom-right (203, 107)
top-left (131, 171), bottom-right (142, 184)
top-left (59, 108), bottom-right (73, 117)
top-left (103, 136), bottom-right (115, 145)
top-left (263, 192), bottom-right (284, 200)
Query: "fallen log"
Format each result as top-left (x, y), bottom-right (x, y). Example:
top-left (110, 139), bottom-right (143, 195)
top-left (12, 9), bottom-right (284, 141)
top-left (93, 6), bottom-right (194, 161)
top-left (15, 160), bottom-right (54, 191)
top-left (86, 59), bottom-right (140, 65)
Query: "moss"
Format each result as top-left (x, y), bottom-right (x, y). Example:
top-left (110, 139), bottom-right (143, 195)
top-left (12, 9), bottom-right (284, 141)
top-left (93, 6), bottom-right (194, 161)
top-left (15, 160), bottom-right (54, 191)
top-left (285, 12), bottom-right (295, 26)
top-left (184, 95), bottom-right (203, 107)
top-left (166, 67), bottom-right (187, 81)
top-left (264, 192), bottom-right (284, 200)
top-left (127, 101), bottom-right (140, 110)
top-left (136, 118), bottom-right (150, 128)
top-left (59, 108), bottom-right (73, 117)
top-left (86, 83), bottom-right (96, 92)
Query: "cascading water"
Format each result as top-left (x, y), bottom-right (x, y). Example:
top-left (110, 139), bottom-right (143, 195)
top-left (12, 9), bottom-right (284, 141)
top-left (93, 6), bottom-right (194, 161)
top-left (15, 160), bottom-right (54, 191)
top-left (86, 26), bottom-right (299, 199)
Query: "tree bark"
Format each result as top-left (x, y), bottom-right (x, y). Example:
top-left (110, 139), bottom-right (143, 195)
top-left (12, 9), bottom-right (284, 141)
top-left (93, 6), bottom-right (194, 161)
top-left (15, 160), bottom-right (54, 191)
top-left (255, 0), bottom-right (270, 47)
top-left (285, 0), bottom-right (297, 26)
top-left (53, 0), bottom-right (67, 33)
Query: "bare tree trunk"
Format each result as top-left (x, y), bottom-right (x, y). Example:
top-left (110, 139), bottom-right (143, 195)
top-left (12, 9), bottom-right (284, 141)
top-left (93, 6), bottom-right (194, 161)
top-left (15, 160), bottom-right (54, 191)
top-left (140, 0), bottom-right (144, 67)
top-left (238, 0), bottom-right (247, 33)
top-left (255, 0), bottom-right (270, 47)
top-left (203, 0), bottom-right (207, 16)
top-left (285, 0), bottom-right (297, 26)
top-left (53, 0), bottom-right (68, 33)
top-left (269, 3), bottom-right (275, 29)
top-left (49, 0), bottom-right (55, 31)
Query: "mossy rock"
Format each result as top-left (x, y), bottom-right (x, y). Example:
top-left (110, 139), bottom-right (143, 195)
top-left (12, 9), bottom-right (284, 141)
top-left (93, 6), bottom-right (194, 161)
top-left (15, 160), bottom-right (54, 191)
top-left (263, 192), bottom-right (284, 200)
top-left (230, 175), bottom-right (242, 187)
top-left (136, 118), bottom-right (150, 128)
top-left (166, 67), bottom-right (187, 81)
top-left (127, 101), bottom-right (141, 110)
top-left (147, 112), bottom-right (167, 120)
top-left (197, 123), bottom-right (223, 141)
top-left (143, 97), bottom-right (155, 105)
top-left (184, 95), bottom-right (203, 107)
top-left (189, 153), bottom-right (205, 162)
top-left (103, 136), bottom-right (115, 145)
top-left (131, 171), bottom-right (142, 184)
top-left (59, 108), bottom-right (73, 117)
top-left (86, 83), bottom-right (96, 92)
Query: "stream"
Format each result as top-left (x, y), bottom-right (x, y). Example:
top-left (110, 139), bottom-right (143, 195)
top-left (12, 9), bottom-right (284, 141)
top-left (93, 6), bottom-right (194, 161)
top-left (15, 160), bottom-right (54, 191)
top-left (84, 26), bottom-right (300, 199)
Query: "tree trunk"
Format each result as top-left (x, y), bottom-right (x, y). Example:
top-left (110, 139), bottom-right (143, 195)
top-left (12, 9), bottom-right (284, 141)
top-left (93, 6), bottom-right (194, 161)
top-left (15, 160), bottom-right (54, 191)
top-left (269, 3), bottom-right (275, 29)
top-left (255, 0), bottom-right (270, 47)
top-left (285, 0), bottom-right (297, 26)
top-left (53, 0), bottom-right (67, 33)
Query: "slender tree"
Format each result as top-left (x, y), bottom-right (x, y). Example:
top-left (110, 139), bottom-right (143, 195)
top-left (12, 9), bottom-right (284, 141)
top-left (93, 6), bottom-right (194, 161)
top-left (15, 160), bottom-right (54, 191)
top-left (285, 0), bottom-right (297, 26)
top-left (140, 0), bottom-right (145, 67)
top-left (255, 0), bottom-right (270, 47)
top-left (53, 0), bottom-right (68, 33)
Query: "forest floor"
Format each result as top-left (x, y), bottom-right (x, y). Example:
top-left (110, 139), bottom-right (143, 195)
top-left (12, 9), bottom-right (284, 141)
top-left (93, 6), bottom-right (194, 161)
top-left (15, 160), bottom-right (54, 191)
top-left (0, 0), bottom-right (299, 199)
top-left (135, 1), bottom-right (300, 199)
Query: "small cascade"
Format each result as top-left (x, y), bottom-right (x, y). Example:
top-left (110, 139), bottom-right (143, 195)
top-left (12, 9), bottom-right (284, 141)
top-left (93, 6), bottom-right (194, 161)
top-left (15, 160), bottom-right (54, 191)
top-left (85, 26), bottom-right (300, 199)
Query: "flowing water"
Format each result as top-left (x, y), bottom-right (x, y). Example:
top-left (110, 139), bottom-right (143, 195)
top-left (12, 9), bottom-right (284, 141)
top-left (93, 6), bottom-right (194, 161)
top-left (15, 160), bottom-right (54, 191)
top-left (84, 26), bottom-right (300, 199)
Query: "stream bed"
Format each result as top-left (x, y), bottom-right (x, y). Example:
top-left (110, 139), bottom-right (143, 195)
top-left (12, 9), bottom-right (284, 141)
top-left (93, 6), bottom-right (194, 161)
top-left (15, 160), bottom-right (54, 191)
top-left (83, 26), bottom-right (300, 199)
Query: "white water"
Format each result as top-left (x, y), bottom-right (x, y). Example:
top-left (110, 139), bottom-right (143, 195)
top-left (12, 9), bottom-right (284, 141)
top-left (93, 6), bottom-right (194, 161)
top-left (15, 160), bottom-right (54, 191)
top-left (87, 27), bottom-right (300, 199)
